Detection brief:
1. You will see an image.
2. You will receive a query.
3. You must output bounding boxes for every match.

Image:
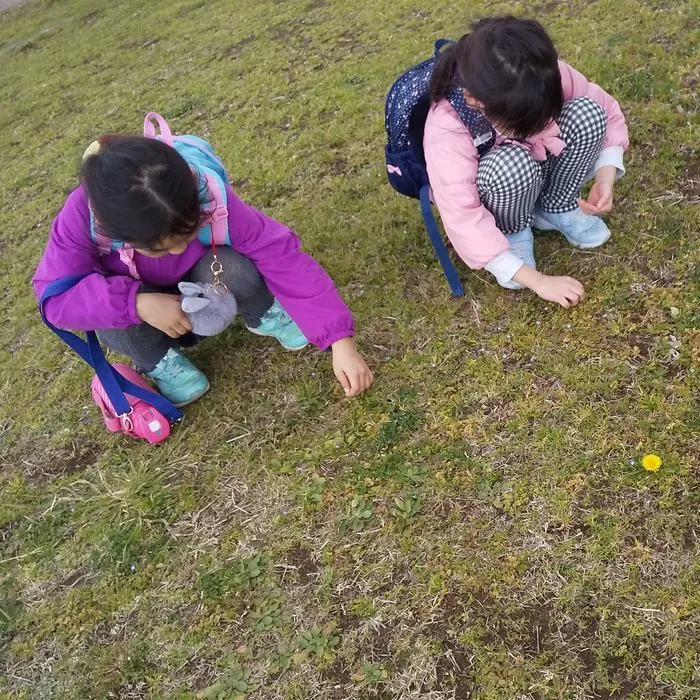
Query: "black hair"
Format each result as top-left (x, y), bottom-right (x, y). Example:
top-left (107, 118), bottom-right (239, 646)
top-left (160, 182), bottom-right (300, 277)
top-left (80, 135), bottom-right (202, 249)
top-left (429, 16), bottom-right (564, 139)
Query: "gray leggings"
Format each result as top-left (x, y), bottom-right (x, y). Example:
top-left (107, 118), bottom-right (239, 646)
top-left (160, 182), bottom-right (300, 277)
top-left (97, 247), bottom-right (274, 371)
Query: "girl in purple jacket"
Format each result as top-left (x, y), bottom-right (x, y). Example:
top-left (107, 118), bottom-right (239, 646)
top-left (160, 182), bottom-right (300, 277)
top-left (33, 135), bottom-right (374, 405)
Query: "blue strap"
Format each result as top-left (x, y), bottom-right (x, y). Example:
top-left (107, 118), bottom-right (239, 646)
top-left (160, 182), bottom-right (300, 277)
top-left (39, 276), bottom-right (183, 423)
top-left (419, 185), bottom-right (464, 297)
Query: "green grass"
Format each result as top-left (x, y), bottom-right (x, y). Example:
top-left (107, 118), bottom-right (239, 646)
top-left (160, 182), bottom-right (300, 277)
top-left (1, 0), bottom-right (698, 697)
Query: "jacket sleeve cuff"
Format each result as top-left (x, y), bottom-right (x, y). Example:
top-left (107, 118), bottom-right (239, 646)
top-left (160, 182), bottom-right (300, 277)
top-left (314, 324), bottom-right (355, 352)
top-left (594, 145), bottom-right (625, 179)
top-left (125, 282), bottom-right (142, 326)
top-left (483, 250), bottom-right (525, 285)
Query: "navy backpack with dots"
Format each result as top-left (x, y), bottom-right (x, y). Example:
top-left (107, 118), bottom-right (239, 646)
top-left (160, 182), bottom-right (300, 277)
top-left (384, 39), bottom-right (496, 296)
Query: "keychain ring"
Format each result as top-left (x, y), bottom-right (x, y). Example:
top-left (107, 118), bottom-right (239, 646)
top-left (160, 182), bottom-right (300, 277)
top-left (212, 281), bottom-right (229, 295)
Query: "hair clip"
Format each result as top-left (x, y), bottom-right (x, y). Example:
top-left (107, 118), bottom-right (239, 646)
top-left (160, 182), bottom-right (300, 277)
top-left (82, 139), bottom-right (102, 161)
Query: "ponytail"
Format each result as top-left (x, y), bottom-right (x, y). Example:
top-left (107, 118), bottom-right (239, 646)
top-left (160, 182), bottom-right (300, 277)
top-left (429, 40), bottom-right (463, 104)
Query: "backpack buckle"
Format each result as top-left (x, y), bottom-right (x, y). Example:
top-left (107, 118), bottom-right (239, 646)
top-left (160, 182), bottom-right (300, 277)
top-left (119, 407), bottom-right (134, 432)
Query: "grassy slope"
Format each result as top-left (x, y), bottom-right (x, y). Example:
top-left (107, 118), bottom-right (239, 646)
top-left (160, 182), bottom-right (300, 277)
top-left (0, 0), bottom-right (698, 697)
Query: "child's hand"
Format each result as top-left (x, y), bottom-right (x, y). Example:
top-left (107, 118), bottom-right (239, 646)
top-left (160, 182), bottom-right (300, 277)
top-left (578, 166), bottom-right (616, 215)
top-left (331, 337), bottom-right (374, 397)
top-left (512, 266), bottom-right (585, 308)
top-left (136, 292), bottom-right (193, 338)
top-left (532, 274), bottom-right (585, 308)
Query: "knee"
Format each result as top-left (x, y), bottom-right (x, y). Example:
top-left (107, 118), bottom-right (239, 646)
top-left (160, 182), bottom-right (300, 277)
top-left (477, 144), bottom-right (542, 194)
top-left (213, 247), bottom-right (266, 295)
top-left (559, 97), bottom-right (606, 143)
top-left (96, 323), bottom-right (152, 353)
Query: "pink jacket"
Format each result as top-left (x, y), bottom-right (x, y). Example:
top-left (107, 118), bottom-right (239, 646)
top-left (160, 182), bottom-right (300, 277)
top-left (424, 61), bottom-right (629, 281)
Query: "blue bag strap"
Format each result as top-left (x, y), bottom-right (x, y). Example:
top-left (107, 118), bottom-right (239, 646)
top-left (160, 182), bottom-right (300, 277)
top-left (85, 331), bottom-right (183, 422)
top-left (419, 185), bottom-right (464, 297)
top-left (39, 276), bottom-right (183, 423)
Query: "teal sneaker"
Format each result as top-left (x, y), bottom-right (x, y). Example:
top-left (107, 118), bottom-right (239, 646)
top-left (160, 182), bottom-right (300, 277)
top-left (533, 206), bottom-right (611, 249)
top-left (246, 299), bottom-right (309, 351)
top-left (146, 348), bottom-right (210, 407)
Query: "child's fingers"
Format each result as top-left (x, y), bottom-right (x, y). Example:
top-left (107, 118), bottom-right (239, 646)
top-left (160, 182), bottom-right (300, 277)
top-left (566, 287), bottom-right (583, 306)
top-left (564, 288), bottom-right (579, 304)
top-left (350, 368), bottom-right (371, 397)
top-left (577, 197), bottom-right (601, 215)
top-left (170, 320), bottom-right (191, 337)
top-left (357, 372), bottom-right (369, 395)
top-left (597, 192), bottom-right (613, 212)
top-left (346, 369), bottom-right (362, 396)
top-left (336, 364), bottom-right (374, 397)
top-left (335, 369), bottom-right (352, 394)
top-left (579, 194), bottom-right (613, 215)
top-left (567, 277), bottom-right (585, 295)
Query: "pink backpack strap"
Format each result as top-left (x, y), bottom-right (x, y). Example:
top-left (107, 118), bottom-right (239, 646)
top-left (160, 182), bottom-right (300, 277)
top-left (118, 247), bottom-right (141, 280)
top-left (89, 204), bottom-right (117, 255)
top-left (143, 112), bottom-right (174, 146)
top-left (202, 172), bottom-right (229, 246)
top-left (94, 231), bottom-right (115, 256)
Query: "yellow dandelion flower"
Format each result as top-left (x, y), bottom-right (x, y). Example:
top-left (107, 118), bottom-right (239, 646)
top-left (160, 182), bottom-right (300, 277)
top-left (642, 454), bottom-right (662, 472)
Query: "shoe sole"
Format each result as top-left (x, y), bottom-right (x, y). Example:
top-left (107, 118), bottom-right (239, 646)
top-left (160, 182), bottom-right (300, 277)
top-left (532, 214), bottom-right (611, 250)
top-left (246, 326), bottom-right (309, 352)
top-left (171, 379), bottom-right (210, 408)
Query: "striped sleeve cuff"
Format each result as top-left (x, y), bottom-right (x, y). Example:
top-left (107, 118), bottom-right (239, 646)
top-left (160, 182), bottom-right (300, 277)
top-left (483, 250), bottom-right (525, 285)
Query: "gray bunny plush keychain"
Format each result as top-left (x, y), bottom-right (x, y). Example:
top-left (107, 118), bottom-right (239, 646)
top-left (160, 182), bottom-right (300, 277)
top-left (179, 281), bottom-right (237, 336)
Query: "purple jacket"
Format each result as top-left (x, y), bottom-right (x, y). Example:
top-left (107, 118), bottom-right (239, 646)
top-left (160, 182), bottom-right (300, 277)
top-left (33, 185), bottom-right (354, 351)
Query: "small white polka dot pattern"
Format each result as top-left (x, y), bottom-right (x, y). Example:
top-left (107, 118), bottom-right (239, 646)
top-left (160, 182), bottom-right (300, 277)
top-left (445, 88), bottom-right (495, 157)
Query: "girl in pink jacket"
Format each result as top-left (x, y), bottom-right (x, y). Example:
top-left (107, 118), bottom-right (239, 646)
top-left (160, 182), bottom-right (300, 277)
top-left (424, 16), bottom-right (629, 307)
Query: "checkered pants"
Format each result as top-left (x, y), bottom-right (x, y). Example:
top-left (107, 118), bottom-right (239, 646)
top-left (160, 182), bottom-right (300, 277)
top-left (476, 97), bottom-right (607, 235)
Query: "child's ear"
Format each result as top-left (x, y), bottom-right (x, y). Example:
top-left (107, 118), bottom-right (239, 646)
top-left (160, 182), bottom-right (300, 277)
top-left (182, 296), bottom-right (210, 313)
top-left (178, 281), bottom-right (204, 297)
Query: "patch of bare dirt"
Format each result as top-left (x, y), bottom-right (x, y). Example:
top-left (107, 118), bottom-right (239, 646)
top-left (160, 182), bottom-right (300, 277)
top-left (282, 544), bottom-right (319, 584)
top-left (679, 152), bottom-right (699, 199)
top-left (23, 441), bottom-right (101, 484)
